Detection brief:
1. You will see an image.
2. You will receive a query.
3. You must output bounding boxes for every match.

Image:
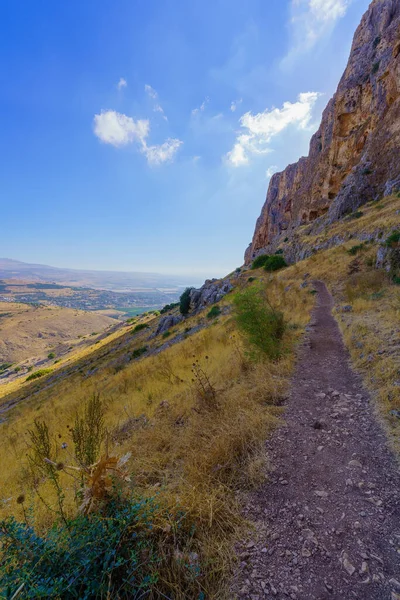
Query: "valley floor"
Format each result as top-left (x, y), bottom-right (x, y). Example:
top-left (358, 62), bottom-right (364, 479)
top-left (232, 282), bottom-right (400, 600)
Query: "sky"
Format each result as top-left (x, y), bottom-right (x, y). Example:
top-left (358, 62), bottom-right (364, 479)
top-left (0, 0), bottom-right (370, 278)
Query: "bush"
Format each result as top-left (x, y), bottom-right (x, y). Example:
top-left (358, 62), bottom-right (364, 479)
top-left (132, 323), bottom-right (149, 334)
top-left (160, 302), bottom-right (179, 314)
top-left (251, 254), bottom-right (270, 269)
top-left (47, 352), bottom-right (56, 359)
top-left (0, 363), bottom-right (12, 373)
top-left (346, 210), bottom-right (364, 220)
top-left (275, 249), bottom-right (284, 255)
top-left (26, 369), bottom-right (52, 382)
top-left (0, 496), bottom-right (194, 600)
top-left (179, 288), bottom-right (193, 315)
top-left (233, 284), bottom-right (286, 360)
top-left (372, 60), bottom-right (380, 74)
top-left (385, 230), bottom-right (400, 248)
top-left (14, 366), bottom-right (21, 373)
top-left (248, 277), bottom-right (257, 283)
top-left (347, 243), bottom-right (365, 256)
top-left (207, 305), bottom-right (221, 319)
top-left (263, 255), bottom-right (287, 272)
top-left (131, 346), bottom-right (148, 359)
top-left (162, 330), bottom-right (171, 339)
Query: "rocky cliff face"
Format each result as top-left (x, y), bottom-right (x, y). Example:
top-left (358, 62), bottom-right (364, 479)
top-left (245, 0), bottom-right (400, 263)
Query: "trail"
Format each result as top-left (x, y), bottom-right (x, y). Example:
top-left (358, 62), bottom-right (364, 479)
top-left (232, 281), bottom-right (400, 600)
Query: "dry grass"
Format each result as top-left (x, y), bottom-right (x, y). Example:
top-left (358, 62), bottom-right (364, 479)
top-left (0, 273), bottom-right (312, 597)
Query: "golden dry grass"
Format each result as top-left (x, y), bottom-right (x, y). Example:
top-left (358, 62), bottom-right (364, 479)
top-left (0, 273), bottom-right (312, 597)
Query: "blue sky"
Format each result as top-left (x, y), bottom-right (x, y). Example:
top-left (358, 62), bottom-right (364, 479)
top-left (0, 0), bottom-right (370, 278)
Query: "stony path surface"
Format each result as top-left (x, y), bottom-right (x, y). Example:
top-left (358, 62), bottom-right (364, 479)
top-left (232, 281), bottom-right (400, 600)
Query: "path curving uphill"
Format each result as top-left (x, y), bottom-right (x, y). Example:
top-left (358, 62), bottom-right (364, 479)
top-left (232, 281), bottom-right (400, 600)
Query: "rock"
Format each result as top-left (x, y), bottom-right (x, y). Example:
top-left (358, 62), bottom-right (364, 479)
top-left (390, 579), bottom-right (400, 592)
top-left (392, 592), bottom-right (400, 600)
top-left (359, 562), bottom-right (369, 575)
top-left (348, 460), bottom-right (363, 468)
top-left (341, 305), bottom-right (353, 313)
top-left (342, 554), bottom-right (356, 576)
top-left (244, 0), bottom-right (400, 264)
top-left (153, 314), bottom-right (183, 337)
top-left (189, 279), bottom-right (233, 314)
top-left (315, 490), bottom-right (328, 498)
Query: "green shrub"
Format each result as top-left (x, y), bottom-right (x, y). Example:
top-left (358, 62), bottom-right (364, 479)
top-left (372, 61), bottom-right (380, 74)
top-left (162, 330), bottom-right (171, 339)
top-left (0, 496), bottom-right (198, 600)
top-left (47, 352), bottom-right (56, 359)
top-left (233, 284), bottom-right (286, 360)
top-left (160, 302), bottom-right (179, 314)
top-left (207, 305), bottom-right (221, 319)
top-left (373, 35), bottom-right (381, 49)
top-left (131, 346), bottom-right (148, 359)
top-left (26, 369), bottom-right (52, 382)
top-left (284, 237), bottom-right (289, 242)
top-left (347, 243), bottom-right (365, 256)
top-left (385, 230), bottom-right (400, 248)
top-left (132, 323), bottom-right (149, 334)
top-left (393, 276), bottom-right (400, 286)
top-left (275, 249), bottom-right (284, 255)
top-left (251, 255), bottom-right (270, 269)
top-left (263, 255), bottom-right (287, 272)
top-left (345, 210), bottom-right (364, 221)
top-left (0, 363), bottom-right (12, 373)
top-left (248, 277), bottom-right (257, 283)
top-left (179, 288), bottom-right (193, 315)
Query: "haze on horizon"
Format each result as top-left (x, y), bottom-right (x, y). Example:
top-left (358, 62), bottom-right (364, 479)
top-left (0, 0), bottom-right (370, 278)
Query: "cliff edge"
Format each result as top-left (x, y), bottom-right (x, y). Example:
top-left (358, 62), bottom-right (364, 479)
top-left (245, 0), bottom-right (400, 263)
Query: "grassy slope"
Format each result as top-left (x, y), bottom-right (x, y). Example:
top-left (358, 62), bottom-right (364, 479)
top-left (0, 272), bottom-right (312, 597)
top-left (0, 302), bottom-right (116, 367)
top-left (0, 194), bottom-right (398, 597)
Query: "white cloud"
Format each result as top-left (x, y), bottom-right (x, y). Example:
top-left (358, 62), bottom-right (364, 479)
top-left (283, 0), bottom-right (351, 66)
top-left (93, 110), bottom-right (149, 147)
top-left (226, 92), bottom-right (320, 166)
top-left (145, 84), bottom-right (168, 121)
top-left (191, 96), bottom-right (210, 117)
top-left (142, 138), bottom-right (183, 165)
top-left (230, 98), bottom-right (243, 112)
top-left (93, 109), bottom-right (182, 165)
top-left (117, 77), bottom-right (127, 90)
top-left (266, 165), bottom-right (278, 179)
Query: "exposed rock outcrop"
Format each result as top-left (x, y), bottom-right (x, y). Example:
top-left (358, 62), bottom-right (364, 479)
top-left (189, 279), bottom-right (233, 313)
top-left (245, 0), bottom-right (400, 263)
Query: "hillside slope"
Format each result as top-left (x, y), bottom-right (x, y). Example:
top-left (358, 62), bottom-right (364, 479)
top-left (245, 0), bottom-right (400, 263)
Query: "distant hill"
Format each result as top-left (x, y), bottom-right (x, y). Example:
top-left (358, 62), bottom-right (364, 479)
top-left (0, 258), bottom-right (201, 292)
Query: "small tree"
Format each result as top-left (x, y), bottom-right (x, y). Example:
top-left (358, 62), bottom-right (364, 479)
top-left (179, 287), bottom-right (193, 315)
top-left (233, 284), bottom-right (285, 360)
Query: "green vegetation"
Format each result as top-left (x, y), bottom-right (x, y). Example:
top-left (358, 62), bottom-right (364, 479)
top-left (131, 346), bottom-right (148, 359)
top-left (263, 255), bottom-right (287, 272)
top-left (162, 330), bottom-right (172, 338)
top-left (275, 249), bottom-right (284, 255)
top-left (373, 35), bottom-right (381, 49)
top-left (233, 284), bottom-right (286, 360)
top-left (385, 230), bottom-right (400, 248)
top-left (251, 254), bottom-right (271, 269)
top-left (160, 302), bottom-right (179, 314)
top-left (14, 366), bottom-right (21, 373)
top-left (26, 369), bottom-right (52, 382)
top-left (248, 277), bottom-right (257, 282)
top-left (347, 243), bottom-right (365, 256)
top-left (0, 363), bottom-right (12, 374)
top-left (179, 288), bottom-right (193, 315)
top-left (132, 323), bottom-right (149, 333)
top-left (372, 60), bottom-right (380, 74)
top-left (207, 305), bottom-right (221, 319)
top-left (47, 352), bottom-right (56, 359)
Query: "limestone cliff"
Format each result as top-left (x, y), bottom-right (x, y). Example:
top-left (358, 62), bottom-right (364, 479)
top-left (245, 0), bottom-right (400, 263)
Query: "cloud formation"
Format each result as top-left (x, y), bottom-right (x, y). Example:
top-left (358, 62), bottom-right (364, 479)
top-left (145, 84), bottom-right (168, 121)
top-left (93, 110), bottom-right (182, 165)
top-left (191, 97), bottom-right (210, 117)
top-left (117, 77), bottom-right (127, 90)
top-left (230, 98), bottom-right (243, 112)
top-left (283, 0), bottom-right (351, 66)
top-left (226, 92), bottom-right (320, 166)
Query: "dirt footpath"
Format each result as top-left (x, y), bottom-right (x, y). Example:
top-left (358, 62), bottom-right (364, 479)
top-left (232, 281), bottom-right (400, 600)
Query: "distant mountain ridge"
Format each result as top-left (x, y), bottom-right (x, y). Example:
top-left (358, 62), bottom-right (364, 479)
top-left (0, 258), bottom-right (200, 292)
top-left (245, 0), bottom-right (400, 262)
